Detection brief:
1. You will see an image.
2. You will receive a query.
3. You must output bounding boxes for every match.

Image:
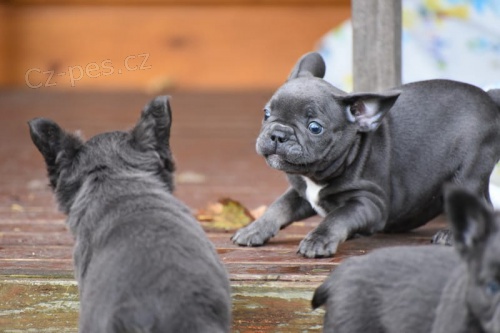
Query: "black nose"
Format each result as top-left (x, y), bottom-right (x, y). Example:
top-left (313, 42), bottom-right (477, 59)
top-left (270, 131), bottom-right (289, 143)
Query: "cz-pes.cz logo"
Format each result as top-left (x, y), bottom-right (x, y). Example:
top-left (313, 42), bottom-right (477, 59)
top-left (25, 53), bottom-right (152, 88)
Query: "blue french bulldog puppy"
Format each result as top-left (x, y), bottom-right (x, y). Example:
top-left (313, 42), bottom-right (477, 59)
top-left (232, 51), bottom-right (500, 258)
top-left (29, 96), bottom-right (231, 333)
top-left (313, 187), bottom-right (500, 333)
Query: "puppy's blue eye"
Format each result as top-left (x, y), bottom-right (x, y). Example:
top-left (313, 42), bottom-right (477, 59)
top-left (308, 121), bottom-right (323, 135)
top-left (485, 280), bottom-right (500, 296)
top-left (264, 109), bottom-right (271, 121)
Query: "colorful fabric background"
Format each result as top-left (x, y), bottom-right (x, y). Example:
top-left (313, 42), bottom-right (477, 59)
top-left (318, 0), bottom-right (500, 92)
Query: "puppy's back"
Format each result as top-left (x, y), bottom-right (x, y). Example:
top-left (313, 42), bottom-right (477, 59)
top-left (78, 193), bottom-right (231, 333)
top-left (314, 245), bottom-right (459, 333)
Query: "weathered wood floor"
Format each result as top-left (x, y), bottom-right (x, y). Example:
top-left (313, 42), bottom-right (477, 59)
top-left (0, 90), bottom-right (447, 332)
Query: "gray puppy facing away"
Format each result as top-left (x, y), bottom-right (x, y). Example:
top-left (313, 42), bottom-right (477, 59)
top-left (232, 51), bottom-right (500, 258)
top-left (28, 97), bottom-right (231, 333)
top-left (312, 187), bottom-right (500, 333)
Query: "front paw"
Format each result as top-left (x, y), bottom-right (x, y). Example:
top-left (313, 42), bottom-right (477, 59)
top-left (297, 230), bottom-right (342, 258)
top-left (431, 229), bottom-right (454, 246)
top-left (231, 220), bottom-right (276, 247)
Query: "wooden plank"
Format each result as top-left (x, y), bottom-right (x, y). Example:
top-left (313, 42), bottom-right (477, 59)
top-left (231, 281), bottom-right (325, 332)
top-left (352, 0), bottom-right (401, 91)
top-left (0, 277), bottom-right (79, 332)
top-left (0, 277), bottom-right (325, 332)
top-left (7, 5), bottom-right (350, 90)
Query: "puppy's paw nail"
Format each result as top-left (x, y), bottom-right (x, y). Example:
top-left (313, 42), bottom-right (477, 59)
top-left (298, 234), bottom-right (339, 258)
top-left (431, 229), bottom-right (454, 246)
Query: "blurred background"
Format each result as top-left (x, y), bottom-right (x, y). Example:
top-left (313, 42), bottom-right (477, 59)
top-left (2, 0), bottom-right (498, 93)
top-left (0, 0), bottom-right (352, 215)
top-left (0, 0), bottom-right (350, 92)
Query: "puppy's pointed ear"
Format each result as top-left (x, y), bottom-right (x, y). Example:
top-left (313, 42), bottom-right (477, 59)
top-left (131, 95), bottom-right (174, 172)
top-left (445, 185), bottom-right (495, 259)
top-left (288, 52), bottom-right (326, 80)
top-left (28, 118), bottom-right (83, 188)
top-left (338, 90), bottom-right (400, 132)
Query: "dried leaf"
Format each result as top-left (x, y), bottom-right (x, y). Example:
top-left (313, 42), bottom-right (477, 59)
top-left (196, 198), bottom-right (260, 231)
top-left (196, 203), bottom-right (223, 222)
top-left (11, 203), bottom-right (25, 213)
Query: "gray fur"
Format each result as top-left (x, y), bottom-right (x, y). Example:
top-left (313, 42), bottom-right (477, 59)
top-left (313, 187), bottom-right (500, 333)
top-left (28, 96), bottom-right (231, 333)
top-left (232, 51), bottom-right (500, 258)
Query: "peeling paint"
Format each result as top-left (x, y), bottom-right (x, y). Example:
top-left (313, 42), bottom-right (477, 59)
top-left (0, 276), bottom-right (79, 332)
top-left (0, 277), bottom-right (325, 332)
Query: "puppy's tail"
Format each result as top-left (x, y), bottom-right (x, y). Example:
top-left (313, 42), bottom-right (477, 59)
top-left (311, 281), bottom-right (330, 310)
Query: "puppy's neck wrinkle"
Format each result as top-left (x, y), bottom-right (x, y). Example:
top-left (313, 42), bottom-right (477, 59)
top-left (311, 135), bottom-right (362, 182)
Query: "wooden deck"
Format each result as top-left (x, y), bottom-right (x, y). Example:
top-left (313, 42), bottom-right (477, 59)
top-left (0, 90), bottom-right (447, 332)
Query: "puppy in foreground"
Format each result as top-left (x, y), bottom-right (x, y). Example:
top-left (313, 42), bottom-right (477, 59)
top-left (29, 97), bottom-right (231, 333)
top-left (232, 51), bottom-right (500, 258)
top-left (312, 187), bottom-right (500, 333)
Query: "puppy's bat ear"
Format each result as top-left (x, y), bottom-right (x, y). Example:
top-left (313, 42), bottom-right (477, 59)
top-left (131, 95), bottom-right (175, 172)
top-left (338, 90), bottom-right (400, 132)
top-left (445, 185), bottom-right (495, 259)
top-left (28, 118), bottom-right (83, 189)
top-left (288, 52), bottom-right (326, 80)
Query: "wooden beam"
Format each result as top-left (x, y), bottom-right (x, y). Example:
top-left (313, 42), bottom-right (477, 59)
top-left (352, 0), bottom-right (401, 92)
top-left (9, 0), bottom-right (350, 6)
top-left (6, 5), bottom-right (350, 90)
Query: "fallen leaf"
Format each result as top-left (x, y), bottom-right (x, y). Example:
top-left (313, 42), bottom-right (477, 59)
top-left (11, 203), bottom-right (25, 213)
top-left (196, 202), bottom-right (223, 222)
top-left (197, 198), bottom-right (260, 231)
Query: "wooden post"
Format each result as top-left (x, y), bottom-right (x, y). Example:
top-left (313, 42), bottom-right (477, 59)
top-left (352, 0), bottom-right (402, 92)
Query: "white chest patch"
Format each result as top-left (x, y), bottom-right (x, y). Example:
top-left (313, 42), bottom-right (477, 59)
top-left (302, 176), bottom-right (327, 217)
